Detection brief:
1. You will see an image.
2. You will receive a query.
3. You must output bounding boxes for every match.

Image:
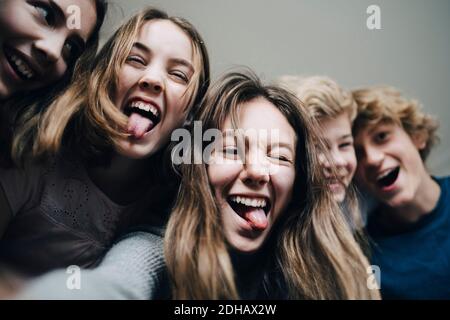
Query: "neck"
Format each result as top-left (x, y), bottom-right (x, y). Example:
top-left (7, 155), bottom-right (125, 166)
top-left (87, 153), bottom-right (155, 205)
top-left (229, 247), bottom-right (269, 298)
top-left (379, 174), bottom-right (441, 229)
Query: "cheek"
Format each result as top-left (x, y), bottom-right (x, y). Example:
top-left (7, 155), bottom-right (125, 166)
top-left (355, 164), bottom-right (369, 185)
top-left (272, 168), bottom-right (296, 211)
top-left (160, 86), bottom-right (190, 130)
top-left (168, 84), bottom-right (192, 111)
top-left (207, 163), bottom-right (241, 195)
top-left (51, 61), bottom-right (68, 81)
top-left (0, 6), bottom-right (24, 34)
top-left (346, 151), bottom-right (357, 175)
top-left (114, 72), bottom-right (135, 106)
top-left (1, 5), bottom-right (44, 43)
top-left (165, 109), bottom-right (187, 130)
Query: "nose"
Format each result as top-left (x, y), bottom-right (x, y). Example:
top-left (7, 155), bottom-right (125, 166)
top-left (364, 145), bottom-right (384, 167)
top-left (139, 68), bottom-right (164, 94)
top-left (331, 150), bottom-right (347, 168)
top-left (241, 153), bottom-right (270, 187)
top-left (33, 34), bottom-right (65, 64)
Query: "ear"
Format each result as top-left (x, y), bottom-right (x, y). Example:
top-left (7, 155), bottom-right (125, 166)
top-left (411, 131), bottom-right (427, 151)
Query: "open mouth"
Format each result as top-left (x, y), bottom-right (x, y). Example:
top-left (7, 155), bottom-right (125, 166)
top-left (327, 178), bottom-right (343, 187)
top-left (376, 166), bottom-right (400, 189)
top-left (123, 100), bottom-right (161, 138)
top-left (3, 46), bottom-right (37, 81)
top-left (227, 195), bottom-right (271, 230)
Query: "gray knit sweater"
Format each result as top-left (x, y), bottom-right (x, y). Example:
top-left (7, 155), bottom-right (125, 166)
top-left (17, 229), bottom-right (167, 300)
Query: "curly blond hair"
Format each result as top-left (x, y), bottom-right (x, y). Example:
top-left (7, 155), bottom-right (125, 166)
top-left (277, 75), bottom-right (357, 121)
top-left (352, 86), bottom-right (439, 160)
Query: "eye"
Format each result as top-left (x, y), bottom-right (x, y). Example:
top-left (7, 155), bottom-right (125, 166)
top-left (339, 141), bottom-right (354, 149)
top-left (374, 131), bottom-right (389, 143)
top-left (126, 55), bottom-right (146, 66)
top-left (171, 70), bottom-right (189, 83)
top-left (33, 2), bottom-right (55, 26)
top-left (223, 146), bottom-right (240, 159)
top-left (268, 153), bottom-right (292, 163)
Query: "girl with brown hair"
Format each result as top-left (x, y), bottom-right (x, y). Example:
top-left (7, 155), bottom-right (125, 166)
top-left (0, 0), bottom-right (108, 167)
top-left (165, 70), bottom-right (379, 299)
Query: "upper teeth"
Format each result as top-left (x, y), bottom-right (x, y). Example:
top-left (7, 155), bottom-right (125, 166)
top-left (130, 101), bottom-right (159, 118)
top-left (377, 168), bottom-right (395, 180)
top-left (10, 54), bottom-right (34, 79)
top-left (230, 196), bottom-right (267, 208)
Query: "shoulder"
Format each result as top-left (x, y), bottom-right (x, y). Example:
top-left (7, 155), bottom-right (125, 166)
top-left (0, 158), bottom-right (52, 215)
top-left (122, 225), bottom-right (165, 238)
top-left (432, 175), bottom-right (450, 202)
top-left (435, 175), bottom-right (450, 188)
top-left (104, 230), bottom-right (165, 266)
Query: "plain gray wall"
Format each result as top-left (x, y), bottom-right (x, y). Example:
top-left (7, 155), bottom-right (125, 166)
top-left (101, 0), bottom-right (450, 175)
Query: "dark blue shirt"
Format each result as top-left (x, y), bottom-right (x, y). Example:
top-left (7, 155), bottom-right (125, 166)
top-left (367, 176), bottom-right (450, 299)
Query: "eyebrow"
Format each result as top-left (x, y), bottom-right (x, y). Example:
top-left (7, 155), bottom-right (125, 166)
top-left (171, 58), bottom-right (194, 73)
top-left (367, 119), bottom-right (397, 135)
top-left (132, 42), bottom-right (194, 72)
top-left (50, 0), bottom-right (66, 24)
top-left (133, 42), bottom-right (151, 54)
top-left (339, 134), bottom-right (353, 140)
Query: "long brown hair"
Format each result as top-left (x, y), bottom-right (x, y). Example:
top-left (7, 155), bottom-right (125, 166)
top-left (12, 7), bottom-right (210, 165)
top-left (164, 70), bottom-right (380, 299)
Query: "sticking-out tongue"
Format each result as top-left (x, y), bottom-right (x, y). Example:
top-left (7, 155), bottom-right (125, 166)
top-left (245, 208), bottom-right (268, 230)
top-left (127, 113), bottom-right (154, 139)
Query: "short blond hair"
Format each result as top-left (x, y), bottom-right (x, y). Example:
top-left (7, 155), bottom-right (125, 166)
top-left (278, 75), bottom-right (357, 121)
top-left (352, 86), bottom-right (439, 160)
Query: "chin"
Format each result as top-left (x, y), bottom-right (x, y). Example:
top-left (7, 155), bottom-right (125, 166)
top-left (387, 193), bottom-right (413, 209)
top-left (117, 142), bottom-right (158, 160)
top-left (229, 237), bottom-right (265, 254)
top-left (117, 148), bottom-right (146, 159)
top-left (334, 192), bottom-right (346, 203)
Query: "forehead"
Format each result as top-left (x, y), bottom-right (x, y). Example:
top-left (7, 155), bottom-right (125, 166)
top-left (55, 0), bottom-right (98, 41)
top-left (223, 97), bottom-right (296, 145)
top-left (137, 19), bottom-right (193, 61)
top-left (319, 112), bottom-right (352, 134)
top-left (354, 120), bottom-right (401, 143)
top-left (354, 122), bottom-right (377, 143)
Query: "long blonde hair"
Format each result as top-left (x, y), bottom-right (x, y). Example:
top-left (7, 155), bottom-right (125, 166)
top-left (164, 70), bottom-right (380, 300)
top-left (12, 7), bottom-right (210, 165)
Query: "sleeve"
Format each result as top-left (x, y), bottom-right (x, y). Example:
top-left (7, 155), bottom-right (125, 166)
top-left (0, 163), bottom-right (45, 216)
top-left (15, 231), bottom-right (168, 300)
